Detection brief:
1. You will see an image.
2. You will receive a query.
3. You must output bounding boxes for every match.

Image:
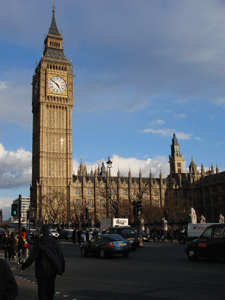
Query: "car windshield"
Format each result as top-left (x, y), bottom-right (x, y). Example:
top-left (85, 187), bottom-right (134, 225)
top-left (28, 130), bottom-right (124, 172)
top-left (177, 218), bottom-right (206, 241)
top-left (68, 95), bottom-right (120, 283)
top-left (201, 227), bottom-right (212, 239)
top-left (121, 229), bottom-right (135, 237)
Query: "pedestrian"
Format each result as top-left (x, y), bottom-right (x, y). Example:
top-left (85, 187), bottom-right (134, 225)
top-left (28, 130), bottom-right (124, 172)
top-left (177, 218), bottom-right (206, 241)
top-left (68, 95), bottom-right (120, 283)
top-left (72, 229), bottom-right (76, 244)
top-left (3, 233), bottom-right (10, 259)
top-left (157, 229), bottom-right (161, 242)
top-left (161, 228), bottom-right (164, 242)
top-left (86, 228), bottom-right (89, 242)
top-left (18, 228), bottom-right (31, 259)
top-left (20, 224), bottom-right (65, 300)
top-left (92, 229), bottom-right (98, 237)
top-left (102, 228), bottom-right (106, 234)
top-left (0, 257), bottom-right (18, 299)
top-left (8, 232), bottom-right (17, 261)
top-left (167, 228), bottom-right (173, 243)
top-left (77, 228), bottom-right (82, 244)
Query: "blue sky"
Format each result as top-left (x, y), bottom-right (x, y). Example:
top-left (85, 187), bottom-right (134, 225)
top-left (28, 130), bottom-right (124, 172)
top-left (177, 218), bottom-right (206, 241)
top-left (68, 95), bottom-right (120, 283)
top-left (1, 0), bottom-right (225, 220)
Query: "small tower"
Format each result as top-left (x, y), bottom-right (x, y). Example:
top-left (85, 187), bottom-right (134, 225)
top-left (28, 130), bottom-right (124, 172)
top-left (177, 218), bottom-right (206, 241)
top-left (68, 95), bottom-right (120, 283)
top-left (169, 133), bottom-right (184, 175)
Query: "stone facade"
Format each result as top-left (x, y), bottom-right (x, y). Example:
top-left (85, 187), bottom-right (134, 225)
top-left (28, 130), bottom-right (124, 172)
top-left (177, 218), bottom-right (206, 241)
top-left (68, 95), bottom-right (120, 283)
top-left (31, 7), bottom-right (225, 226)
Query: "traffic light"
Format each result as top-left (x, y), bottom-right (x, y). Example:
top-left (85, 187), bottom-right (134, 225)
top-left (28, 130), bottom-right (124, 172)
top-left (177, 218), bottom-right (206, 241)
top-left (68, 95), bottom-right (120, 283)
top-left (137, 201), bottom-right (142, 215)
top-left (133, 201), bottom-right (137, 216)
top-left (11, 203), bottom-right (18, 216)
top-left (85, 208), bottom-right (89, 219)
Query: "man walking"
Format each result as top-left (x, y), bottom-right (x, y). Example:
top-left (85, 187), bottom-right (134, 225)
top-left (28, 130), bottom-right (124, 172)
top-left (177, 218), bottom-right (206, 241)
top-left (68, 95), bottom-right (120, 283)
top-left (21, 224), bottom-right (65, 300)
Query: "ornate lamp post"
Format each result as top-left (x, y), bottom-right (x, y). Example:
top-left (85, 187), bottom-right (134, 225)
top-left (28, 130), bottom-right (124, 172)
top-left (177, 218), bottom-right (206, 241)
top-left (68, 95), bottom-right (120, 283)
top-left (106, 157), bottom-right (113, 226)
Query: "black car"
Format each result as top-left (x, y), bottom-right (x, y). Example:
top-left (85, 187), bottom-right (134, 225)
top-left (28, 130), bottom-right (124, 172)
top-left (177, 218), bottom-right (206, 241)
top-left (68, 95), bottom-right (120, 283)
top-left (105, 227), bottom-right (139, 250)
top-left (59, 229), bottom-right (73, 240)
top-left (185, 224), bottom-right (225, 261)
top-left (80, 234), bottom-right (132, 258)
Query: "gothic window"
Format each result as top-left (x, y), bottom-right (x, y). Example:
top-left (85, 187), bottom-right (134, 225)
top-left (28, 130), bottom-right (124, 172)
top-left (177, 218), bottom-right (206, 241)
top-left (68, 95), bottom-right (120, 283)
top-left (122, 189), bottom-right (127, 195)
top-left (154, 190), bottom-right (159, 197)
top-left (205, 197), bottom-right (211, 205)
top-left (75, 189), bottom-right (80, 195)
top-left (100, 199), bottom-right (105, 209)
top-left (87, 200), bottom-right (93, 208)
top-left (75, 199), bottom-right (81, 206)
top-left (87, 189), bottom-right (93, 196)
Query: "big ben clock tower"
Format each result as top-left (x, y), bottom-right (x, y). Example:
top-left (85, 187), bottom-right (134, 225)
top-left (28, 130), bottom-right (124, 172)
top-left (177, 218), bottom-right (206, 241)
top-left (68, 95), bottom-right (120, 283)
top-left (169, 133), bottom-right (183, 175)
top-left (30, 5), bottom-right (73, 224)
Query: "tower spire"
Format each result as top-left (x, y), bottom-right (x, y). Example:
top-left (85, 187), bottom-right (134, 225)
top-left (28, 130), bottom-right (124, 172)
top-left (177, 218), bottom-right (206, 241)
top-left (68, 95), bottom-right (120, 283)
top-left (52, 2), bottom-right (55, 16)
top-left (48, 3), bottom-right (61, 37)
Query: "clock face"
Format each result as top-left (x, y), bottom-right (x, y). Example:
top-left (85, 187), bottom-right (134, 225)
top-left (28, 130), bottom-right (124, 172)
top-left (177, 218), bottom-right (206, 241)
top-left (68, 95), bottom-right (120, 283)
top-left (48, 76), bottom-right (66, 94)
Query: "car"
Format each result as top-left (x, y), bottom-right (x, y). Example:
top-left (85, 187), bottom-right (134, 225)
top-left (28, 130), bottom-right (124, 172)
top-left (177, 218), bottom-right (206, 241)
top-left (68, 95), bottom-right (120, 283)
top-left (185, 224), bottom-right (225, 261)
top-left (105, 227), bottom-right (139, 250)
top-left (49, 229), bottom-right (59, 239)
top-left (59, 229), bottom-right (73, 240)
top-left (80, 234), bottom-right (132, 258)
top-left (137, 229), bottom-right (151, 242)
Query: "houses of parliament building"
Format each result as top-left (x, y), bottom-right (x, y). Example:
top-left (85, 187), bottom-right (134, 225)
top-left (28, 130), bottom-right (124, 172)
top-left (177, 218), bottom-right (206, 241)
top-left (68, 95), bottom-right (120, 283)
top-left (30, 7), bottom-right (225, 227)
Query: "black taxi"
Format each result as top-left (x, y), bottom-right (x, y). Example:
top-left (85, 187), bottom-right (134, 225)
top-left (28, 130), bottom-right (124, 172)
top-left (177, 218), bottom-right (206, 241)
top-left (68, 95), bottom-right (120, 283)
top-left (185, 224), bottom-right (225, 261)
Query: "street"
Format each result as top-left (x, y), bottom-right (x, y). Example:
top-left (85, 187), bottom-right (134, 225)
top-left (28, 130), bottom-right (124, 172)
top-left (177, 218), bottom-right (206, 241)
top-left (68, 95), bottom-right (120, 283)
top-left (11, 240), bottom-right (225, 300)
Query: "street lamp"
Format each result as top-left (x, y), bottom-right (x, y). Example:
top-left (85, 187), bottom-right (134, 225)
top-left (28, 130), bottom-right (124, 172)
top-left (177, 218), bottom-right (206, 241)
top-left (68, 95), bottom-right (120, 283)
top-left (106, 157), bottom-right (113, 226)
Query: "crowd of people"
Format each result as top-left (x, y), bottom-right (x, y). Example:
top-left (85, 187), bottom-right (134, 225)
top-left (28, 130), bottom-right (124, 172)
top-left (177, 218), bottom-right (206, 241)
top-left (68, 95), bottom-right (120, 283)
top-left (0, 225), bottom-right (65, 300)
top-left (0, 228), bottom-right (33, 261)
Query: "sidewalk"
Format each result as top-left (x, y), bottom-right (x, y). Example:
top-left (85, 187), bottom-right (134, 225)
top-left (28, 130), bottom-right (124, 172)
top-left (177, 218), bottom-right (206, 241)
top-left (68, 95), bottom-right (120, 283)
top-left (0, 251), bottom-right (63, 299)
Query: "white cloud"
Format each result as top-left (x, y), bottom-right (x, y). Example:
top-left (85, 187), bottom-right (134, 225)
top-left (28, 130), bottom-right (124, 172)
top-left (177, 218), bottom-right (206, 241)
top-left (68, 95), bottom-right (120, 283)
top-left (0, 144), bottom-right (32, 189)
top-left (195, 137), bottom-right (202, 141)
top-left (0, 70), bottom-right (32, 128)
top-left (73, 154), bottom-right (170, 178)
top-left (151, 119), bottom-right (165, 126)
top-left (0, 82), bottom-right (7, 90)
top-left (212, 98), bottom-right (225, 107)
top-left (174, 114), bottom-right (187, 118)
top-left (139, 128), bottom-right (193, 140)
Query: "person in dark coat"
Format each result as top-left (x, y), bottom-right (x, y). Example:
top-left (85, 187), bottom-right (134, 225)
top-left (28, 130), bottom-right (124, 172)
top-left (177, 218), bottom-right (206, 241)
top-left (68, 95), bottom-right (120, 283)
top-left (21, 224), bottom-right (65, 300)
top-left (8, 232), bottom-right (17, 261)
top-left (86, 229), bottom-right (89, 242)
top-left (77, 228), bottom-right (82, 244)
top-left (92, 229), bottom-right (98, 237)
top-left (3, 234), bottom-right (10, 259)
top-left (72, 229), bottom-right (76, 244)
top-left (0, 258), bottom-right (18, 299)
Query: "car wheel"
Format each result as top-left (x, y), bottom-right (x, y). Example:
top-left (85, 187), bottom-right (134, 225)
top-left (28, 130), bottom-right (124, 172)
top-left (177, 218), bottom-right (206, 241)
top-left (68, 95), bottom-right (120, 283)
top-left (179, 236), bottom-right (186, 244)
top-left (81, 247), bottom-right (87, 257)
top-left (122, 251), bottom-right (129, 258)
top-left (100, 248), bottom-right (106, 258)
top-left (187, 248), bottom-right (197, 261)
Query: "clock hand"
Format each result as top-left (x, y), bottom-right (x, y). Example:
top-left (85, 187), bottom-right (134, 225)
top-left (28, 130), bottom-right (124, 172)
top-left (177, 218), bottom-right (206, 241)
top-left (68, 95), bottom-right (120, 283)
top-left (51, 78), bottom-right (60, 88)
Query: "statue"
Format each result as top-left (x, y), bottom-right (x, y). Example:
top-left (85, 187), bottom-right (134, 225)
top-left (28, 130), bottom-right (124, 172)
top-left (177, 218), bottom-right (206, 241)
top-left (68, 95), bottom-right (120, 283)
top-left (200, 215), bottom-right (206, 224)
top-left (162, 217), bottom-right (168, 232)
top-left (189, 207), bottom-right (197, 223)
top-left (219, 214), bottom-right (224, 223)
top-left (141, 218), bottom-right (145, 231)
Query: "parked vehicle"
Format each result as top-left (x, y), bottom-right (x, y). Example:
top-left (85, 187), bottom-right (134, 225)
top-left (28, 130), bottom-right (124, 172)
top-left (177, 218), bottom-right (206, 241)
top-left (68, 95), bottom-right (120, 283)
top-left (80, 234), bottom-right (132, 258)
top-left (185, 224), bottom-right (225, 261)
top-left (105, 227), bottom-right (138, 250)
top-left (138, 229), bottom-right (151, 242)
top-left (59, 229), bottom-right (73, 240)
top-left (49, 229), bottom-right (59, 239)
top-left (178, 223), bottom-right (218, 244)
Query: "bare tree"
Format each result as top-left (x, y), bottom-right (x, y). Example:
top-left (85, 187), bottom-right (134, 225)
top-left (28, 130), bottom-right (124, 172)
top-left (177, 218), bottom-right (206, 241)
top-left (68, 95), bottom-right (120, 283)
top-left (41, 189), bottom-right (67, 224)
